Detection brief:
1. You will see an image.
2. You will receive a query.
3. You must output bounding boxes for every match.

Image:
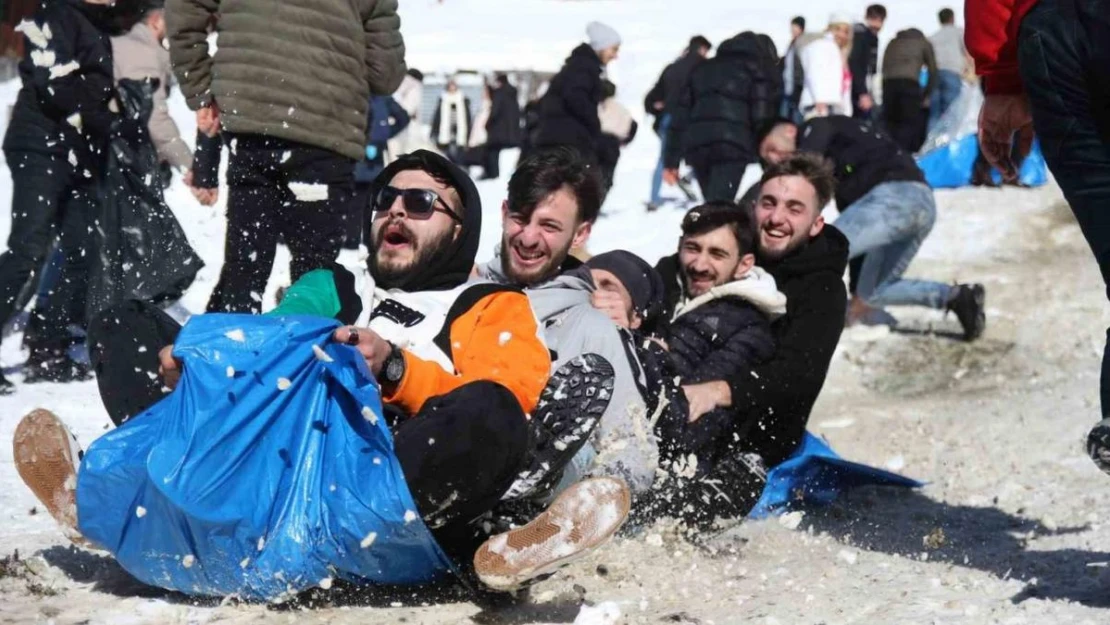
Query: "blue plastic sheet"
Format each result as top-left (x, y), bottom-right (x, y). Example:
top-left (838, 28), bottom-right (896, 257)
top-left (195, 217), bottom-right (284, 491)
top-left (748, 432), bottom-right (923, 518)
top-left (917, 135), bottom-right (1048, 189)
top-left (77, 314), bottom-right (453, 601)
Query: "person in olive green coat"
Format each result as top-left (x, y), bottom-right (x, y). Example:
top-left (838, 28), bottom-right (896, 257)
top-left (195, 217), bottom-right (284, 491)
top-left (165, 0), bottom-right (406, 314)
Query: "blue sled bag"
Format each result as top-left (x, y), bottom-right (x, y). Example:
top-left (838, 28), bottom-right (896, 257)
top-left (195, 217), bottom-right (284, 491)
top-left (76, 314), bottom-right (454, 601)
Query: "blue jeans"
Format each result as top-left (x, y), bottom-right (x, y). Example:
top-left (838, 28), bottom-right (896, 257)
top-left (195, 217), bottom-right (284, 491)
top-left (929, 70), bottom-right (963, 129)
top-left (1019, 0), bottom-right (1110, 414)
top-left (650, 114), bottom-right (672, 205)
top-left (834, 181), bottom-right (952, 309)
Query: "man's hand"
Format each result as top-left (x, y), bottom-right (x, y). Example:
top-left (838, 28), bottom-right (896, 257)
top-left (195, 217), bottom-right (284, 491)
top-left (191, 187), bottom-right (219, 206)
top-left (333, 326), bottom-right (391, 376)
top-left (590, 289), bottom-right (632, 329)
top-left (158, 344), bottom-right (182, 390)
top-left (196, 103), bottom-right (221, 136)
top-left (978, 93), bottom-right (1034, 183)
top-left (662, 168), bottom-right (679, 186)
top-left (858, 93), bottom-right (874, 111)
top-left (682, 381), bottom-right (732, 423)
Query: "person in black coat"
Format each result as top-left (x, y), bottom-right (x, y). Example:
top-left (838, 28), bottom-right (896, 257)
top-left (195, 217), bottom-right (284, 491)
top-left (848, 4), bottom-right (886, 119)
top-left (0, 0), bottom-right (119, 391)
top-left (482, 74), bottom-right (521, 180)
top-left (653, 155), bottom-right (848, 525)
top-left (533, 21), bottom-right (621, 162)
top-left (662, 32), bottom-right (783, 203)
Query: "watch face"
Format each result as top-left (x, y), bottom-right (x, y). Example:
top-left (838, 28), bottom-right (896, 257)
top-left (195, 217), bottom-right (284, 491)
top-left (387, 354), bottom-right (404, 382)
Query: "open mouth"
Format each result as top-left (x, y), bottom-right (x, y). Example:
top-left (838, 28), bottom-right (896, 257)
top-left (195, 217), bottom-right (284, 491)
top-left (763, 227), bottom-right (790, 241)
top-left (381, 224), bottom-right (413, 250)
top-left (511, 244), bottom-right (546, 268)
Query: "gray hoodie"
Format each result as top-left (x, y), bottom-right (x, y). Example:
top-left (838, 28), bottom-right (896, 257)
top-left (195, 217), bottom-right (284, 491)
top-left (477, 251), bottom-right (660, 494)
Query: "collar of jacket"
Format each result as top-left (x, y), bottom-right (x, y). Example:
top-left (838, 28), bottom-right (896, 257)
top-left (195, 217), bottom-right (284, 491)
top-left (672, 266), bottom-right (787, 321)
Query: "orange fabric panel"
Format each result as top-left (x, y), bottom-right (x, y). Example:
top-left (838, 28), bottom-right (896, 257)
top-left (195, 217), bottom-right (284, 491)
top-left (382, 291), bottom-right (550, 416)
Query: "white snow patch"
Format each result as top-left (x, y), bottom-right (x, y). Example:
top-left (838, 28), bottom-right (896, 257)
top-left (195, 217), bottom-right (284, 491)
top-left (573, 601), bottom-right (622, 625)
top-left (226, 365), bottom-right (235, 378)
top-left (361, 405), bottom-right (378, 424)
top-left (313, 345), bottom-right (334, 362)
top-left (257, 537), bottom-right (266, 551)
top-left (498, 331), bottom-right (512, 346)
top-left (182, 554), bottom-right (196, 568)
top-left (224, 329), bottom-right (246, 342)
top-left (778, 511), bottom-right (804, 531)
top-left (135, 506), bottom-right (147, 519)
top-left (288, 182), bottom-right (328, 202)
top-left (240, 557), bottom-right (250, 569)
top-left (30, 49), bottom-right (55, 69)
top-left (885, 455), bottom-right (906, 472)
top-left (15, 20), bottom-right (48, 49)
top-left (360, 531), bottom-right (378, 549)
top-left (48, 60), bottom-right (80, 79)
top-left (403, 510), bottom-right (417, 523)
top-left (276, 377), bottom-right (292, 390)
top-left (318, 577), bottom-right (333, 590)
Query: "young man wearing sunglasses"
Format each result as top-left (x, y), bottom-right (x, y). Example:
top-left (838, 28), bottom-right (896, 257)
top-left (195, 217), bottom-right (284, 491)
top-left (15, 151), bottom-right (632, 594)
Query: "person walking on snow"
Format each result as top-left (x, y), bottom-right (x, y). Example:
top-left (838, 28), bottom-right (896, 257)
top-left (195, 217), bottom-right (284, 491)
top-left (800, 13), bottom-right (855, 118)
top-left (881, 28), bottom-right (938, 153)
top-left (928, 8), bottom-right (970, 128)
top-left (481, 74), bottom-right (521, 180)
top-left (533, 21), bottom-right (621, 163)
top-left (963, 0), bottom-right (1110, 472)
top-left (166, 0), bottom-right (407, 315)
top-left (780, 17), bottom-right (806, 123)
top-left (0, 0), bottom-right (119, 391)
top-left (848, 4), bottom-right (886, 120)
top-left (431, 78), bottom-right (471, 165)
top-left (758, 116), bottom-right (987, 339)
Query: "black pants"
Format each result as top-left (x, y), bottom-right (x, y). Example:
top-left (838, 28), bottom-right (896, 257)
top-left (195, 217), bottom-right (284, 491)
top-left (0, 151), bottom-right (98, 351)
top-left (691, 158), bottom-right (748, 203)
top-left (1020, 0), bottom-right (1110, 416)
top-left (87, 301), bottom-right (528, 562)
top-left (483, 145), bottom-right (503, 179)
top-left (882, 78), bottom-right (928, 154)
top-left (207, 134), bottom-right (353, 314)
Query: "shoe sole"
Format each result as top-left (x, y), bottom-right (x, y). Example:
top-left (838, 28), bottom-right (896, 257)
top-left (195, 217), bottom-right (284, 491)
top-left (474, 476), bottom-right (631, 591)
top-left (1088, 418), bottom-right (1110, 476)
top-left (12, 408), bottom-right (88, 545)
top-left (502, 354), bottom-right (615, 500)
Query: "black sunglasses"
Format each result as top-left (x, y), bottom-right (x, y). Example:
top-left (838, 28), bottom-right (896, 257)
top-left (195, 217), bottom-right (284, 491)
top-left (373, 186), bottom-right (461, 222)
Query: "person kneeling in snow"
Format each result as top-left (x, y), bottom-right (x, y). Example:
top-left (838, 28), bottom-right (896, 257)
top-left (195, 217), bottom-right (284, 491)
top-left (13, 151), bottom-right (631, 594)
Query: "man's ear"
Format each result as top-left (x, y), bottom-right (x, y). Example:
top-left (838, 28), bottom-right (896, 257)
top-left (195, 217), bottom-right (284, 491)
top-left (808, 214), bottom-right (826, 238)
top-left (501, 199), bottom-right (509, 223)
top-left (629, 312), bottom-right (643, 330)
top-left (571, 220), bottom-right (593, 250)
top-left (734, 253), bottom-right (756, 279)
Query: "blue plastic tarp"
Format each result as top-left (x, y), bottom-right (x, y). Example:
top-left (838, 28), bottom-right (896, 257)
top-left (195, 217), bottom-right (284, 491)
top-left (917, 135), bottom-right (1048, 189)
top-left (77, 314), bottom-right (453, 601)
top-left (748, 432), bottom-right (923, 519)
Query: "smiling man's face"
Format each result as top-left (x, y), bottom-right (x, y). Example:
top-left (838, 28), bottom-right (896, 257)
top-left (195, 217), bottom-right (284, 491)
top-left (500, 187), bottom-right (591, 286)
top-left (754, 174), bottom-right (825, 262)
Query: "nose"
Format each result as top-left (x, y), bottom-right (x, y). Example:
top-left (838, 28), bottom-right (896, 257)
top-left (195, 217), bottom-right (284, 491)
top-left (691, 253), bottom-right (711, 274)
top-left (516, 223), bottom-right (542, 247)
top-left (386, 192), bottom-right (407, 219)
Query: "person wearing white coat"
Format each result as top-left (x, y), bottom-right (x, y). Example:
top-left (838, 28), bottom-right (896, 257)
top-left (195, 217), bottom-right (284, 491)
top-left (799, 15), bottom-right (855, 118)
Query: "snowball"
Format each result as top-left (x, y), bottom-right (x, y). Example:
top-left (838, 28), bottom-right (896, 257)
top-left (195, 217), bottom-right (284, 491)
top-left (182, 554), bottom-right (195, 568)
top-left (360, 532), bottom-right (378, 549)
top-left (226, 366), bottom-right (236, 378)
top-left (403, 510), bottom-right (417, 523)
top-left (318, 577), bottom-right (333, 590)
top-left (135, 506), bottom-right (147, 519)
top-left (276, 377), bottom-right (291, 390)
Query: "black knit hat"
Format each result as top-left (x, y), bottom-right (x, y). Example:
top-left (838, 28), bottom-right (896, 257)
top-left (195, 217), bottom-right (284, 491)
top-left (586, 250), bottom-right (665, 323)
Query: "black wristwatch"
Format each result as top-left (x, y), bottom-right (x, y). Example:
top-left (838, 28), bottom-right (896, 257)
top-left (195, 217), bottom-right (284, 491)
top-left (382, 342), bottom-right (406, 386)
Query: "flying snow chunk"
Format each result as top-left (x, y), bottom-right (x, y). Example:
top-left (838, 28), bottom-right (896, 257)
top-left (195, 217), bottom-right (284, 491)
top-left (67, 150), bottom-right (77, 167)
top-left (224, 329), bottom-right (246, 342)
top-left (15, 20), bottom-right (48, 49)
top-left (30, 49), bottom-right (55, 69)
top-left (498, 331), bottom-right (512, 346)
top-left (280, 151), bottom-right (292, 163)
top-left (573, 601), bottom-right (622, 625)
top-left (49, 60), bottom-right (80, 79)
top-left (360, 532), bottom-right (378, 549)
top-left (288, 182), bottom-right (329, 202)
top-left (361, 405), bottom-right (378, 425)
top-left (239, 557), bottom-right (250, 569)
top-left (318, 577), bottom-right (333, 590)
top-left (276, 377), bottom-right (292, 390)
top-left (312, 345), bottom-right (333, 362)
top-left (226, 365), bottom-right (236, 378)
top-left (182, 554), bottom-right (195, 568)
top-left (257, 537), bottom-right (266, 551)
top-left (403, 510), bottom-right (417, 523)
top-left (135, 506), bottom-right (147, 518)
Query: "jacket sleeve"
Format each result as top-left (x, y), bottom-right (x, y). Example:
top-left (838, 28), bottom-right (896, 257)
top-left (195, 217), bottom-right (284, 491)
top-left (965, 0), bottom-right (1023, 94)
top-left (383, 291), bottom-right (550, 416)
top-left (802, 41), bottom-right (845, 106)
top-left (165, 0), bottom-right (218, 109)
top-left (797, 118), bottom-right (835, 155)
top-left (20, 10), bottom-right (115, 124)
top-left (848, 35), bottom-right (870, 100)
top-left (749, 67), bottom-right (777, 133)
top-left (564, 74), bottom-right (602, 138)
top-left (686, 312), bottom-right (775, 382)
top-left (644, 73), bottom-right (665, 113)
top-left (728, 273), bottom-right (846, 465)
top-left (922, 41), bottom-right (939, 99)
top-left (267, 266), bottom-right (362, 324)
top-left (150, 53), bottom-right (193, 170)
top-left (386, 96), bottom-right (410, 139)
top-left (663, 73), bottom-right (694, 168)
top-left (362, 0), bottom-right (406, 95)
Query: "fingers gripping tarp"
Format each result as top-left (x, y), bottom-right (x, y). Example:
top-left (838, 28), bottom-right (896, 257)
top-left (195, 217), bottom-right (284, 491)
top-left (76, 314), bottom-right (453, 601)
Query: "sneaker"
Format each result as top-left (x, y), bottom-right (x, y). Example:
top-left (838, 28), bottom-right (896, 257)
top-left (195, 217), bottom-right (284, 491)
top-left (12, 408), bottom-right (90, 546)
top-left (473, 476), bottom-right (631, 591)
top-left (947, 283), bottom-right (986, 341)
top-left (501, 354), bottom-right (614, 501)
top-left (1087, 418), bottom-right (1110, 476)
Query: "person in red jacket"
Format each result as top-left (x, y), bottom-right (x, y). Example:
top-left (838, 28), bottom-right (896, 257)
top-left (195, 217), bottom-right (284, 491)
top-left (966, 0), bottom-right (1110, 472)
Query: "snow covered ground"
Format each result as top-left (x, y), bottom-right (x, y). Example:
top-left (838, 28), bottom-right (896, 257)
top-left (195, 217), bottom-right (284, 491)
top-left (4, 1), bottom-right (1110, 623)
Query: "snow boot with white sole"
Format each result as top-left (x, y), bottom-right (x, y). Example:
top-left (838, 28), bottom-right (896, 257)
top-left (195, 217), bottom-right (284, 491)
top-left (473, 476), bottom-right (630, 591)
top-left (500, 353), bottom-right (614, 502)
top-left (12, 408), bottom-right (92, 547)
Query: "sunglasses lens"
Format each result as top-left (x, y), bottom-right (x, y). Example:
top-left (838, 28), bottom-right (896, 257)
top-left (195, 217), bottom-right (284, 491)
top-left (401, 191), bottom-right (436, 217)
top-left (374, 186), bottom-right (399, 213)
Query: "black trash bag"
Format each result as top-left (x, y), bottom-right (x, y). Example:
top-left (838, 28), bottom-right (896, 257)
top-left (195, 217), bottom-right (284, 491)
top-left (87, 78), bottom-right (204, 321)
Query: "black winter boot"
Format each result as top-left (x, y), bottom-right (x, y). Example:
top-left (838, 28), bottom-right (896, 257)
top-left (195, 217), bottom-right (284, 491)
top-left (947, 283), bottom-right (986, 341)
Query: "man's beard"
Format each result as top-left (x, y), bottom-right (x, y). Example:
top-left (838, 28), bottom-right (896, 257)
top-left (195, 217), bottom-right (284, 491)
top-left (371, 224), bottom-right (456, 290)
top-left (499, 237), bottom-right (572, 286)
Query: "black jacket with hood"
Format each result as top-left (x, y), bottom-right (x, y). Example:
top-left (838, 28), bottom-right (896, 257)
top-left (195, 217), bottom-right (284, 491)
top-left (534, 43), bottom-right (603, 159)
top-left (487, 82), bottom-right (522, 147)
top-left (643, 49), bottom-right (704, 132)
top-left (799, 115), bottom-right (926, 210)
top-left (3, 0), bottom-right (117, 167)
top-left (664, 32), bottom-right (782, 169)
top-left (848, 23), bottom-right (879, 109)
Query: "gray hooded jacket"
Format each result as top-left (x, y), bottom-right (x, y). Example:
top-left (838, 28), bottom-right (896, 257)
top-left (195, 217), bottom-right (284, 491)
top-left (477, 251), bottom-right (659, 494)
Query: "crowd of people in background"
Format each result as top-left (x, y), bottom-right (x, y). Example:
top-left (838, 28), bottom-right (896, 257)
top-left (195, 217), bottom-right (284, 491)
top-left (5, 0), bottom-right (1110, 604)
